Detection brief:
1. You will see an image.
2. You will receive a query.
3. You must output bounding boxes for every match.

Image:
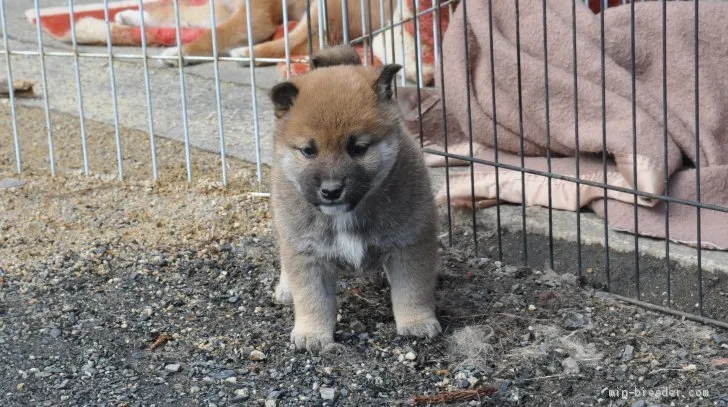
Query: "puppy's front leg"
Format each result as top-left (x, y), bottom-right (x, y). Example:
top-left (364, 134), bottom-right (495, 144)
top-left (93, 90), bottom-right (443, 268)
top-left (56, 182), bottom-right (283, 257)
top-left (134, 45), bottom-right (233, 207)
top-left (385, 240), bottom-right (442, 338)
top-left (284, 251), bottom-right (338, 352)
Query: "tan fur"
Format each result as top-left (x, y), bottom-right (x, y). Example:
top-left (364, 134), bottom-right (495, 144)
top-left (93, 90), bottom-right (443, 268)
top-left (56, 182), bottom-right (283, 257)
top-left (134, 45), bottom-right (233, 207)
top-left (268, 47), bottom-right (441, 353)
top-left (115, 0), bottom-right (392, 65)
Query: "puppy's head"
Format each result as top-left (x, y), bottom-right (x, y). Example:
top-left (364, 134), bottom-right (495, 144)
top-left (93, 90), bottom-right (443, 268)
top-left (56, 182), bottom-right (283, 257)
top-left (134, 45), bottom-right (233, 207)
top-left (269, 46), bottom-right (402, 215)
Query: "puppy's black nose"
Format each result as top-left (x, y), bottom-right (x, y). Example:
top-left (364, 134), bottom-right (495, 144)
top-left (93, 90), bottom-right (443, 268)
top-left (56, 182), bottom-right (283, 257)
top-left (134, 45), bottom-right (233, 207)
top-left (320, 181), bottom-right (343, 201)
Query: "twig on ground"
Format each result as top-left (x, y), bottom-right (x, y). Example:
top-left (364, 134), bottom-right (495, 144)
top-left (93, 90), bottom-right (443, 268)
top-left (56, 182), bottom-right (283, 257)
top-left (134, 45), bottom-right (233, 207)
top-left (150, 333), bottom-right (173, 351)
top-left (410, 387), bottom-right (498, 405)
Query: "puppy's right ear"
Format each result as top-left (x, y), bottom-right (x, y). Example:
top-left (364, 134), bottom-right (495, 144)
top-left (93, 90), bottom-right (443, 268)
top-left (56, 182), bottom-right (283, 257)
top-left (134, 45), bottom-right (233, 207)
top-left (269, 81), bottom-right (299, 118)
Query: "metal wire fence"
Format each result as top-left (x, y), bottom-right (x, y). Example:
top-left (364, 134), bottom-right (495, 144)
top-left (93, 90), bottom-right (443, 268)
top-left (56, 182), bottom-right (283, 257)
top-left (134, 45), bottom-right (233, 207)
top-left (1, 0), bottom-right (727, 329)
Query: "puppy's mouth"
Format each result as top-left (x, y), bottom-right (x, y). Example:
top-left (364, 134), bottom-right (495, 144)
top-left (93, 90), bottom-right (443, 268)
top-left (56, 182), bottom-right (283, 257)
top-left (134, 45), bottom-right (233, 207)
top-left (317, 203), bottom-right (354, 215)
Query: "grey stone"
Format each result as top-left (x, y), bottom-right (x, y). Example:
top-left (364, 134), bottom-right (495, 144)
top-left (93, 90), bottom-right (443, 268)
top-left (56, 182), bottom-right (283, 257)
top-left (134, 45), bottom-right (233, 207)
top-left (320, 387), bottom-right (336, 401)
top-left (0, 179), bottom-right (26, 189)
top-left (621, 345), bottom-right (634, 361)
top-left (165, 363), bottom-right (181, 372)
top-left (49, 328), bottom-right (62, 338)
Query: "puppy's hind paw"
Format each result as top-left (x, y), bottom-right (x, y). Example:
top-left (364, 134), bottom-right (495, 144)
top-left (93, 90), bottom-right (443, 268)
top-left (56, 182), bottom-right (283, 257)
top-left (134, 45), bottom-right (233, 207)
top-left (396, 318), bottom-right (442, 339)
top-left (229, 46), bottom-right (251, 66)
top-left (160, 47), bottom-right (189, 67)
top-left (114, 10), bottom-right (148, 27)
top-left (290, 330), bottom-right (335, 353)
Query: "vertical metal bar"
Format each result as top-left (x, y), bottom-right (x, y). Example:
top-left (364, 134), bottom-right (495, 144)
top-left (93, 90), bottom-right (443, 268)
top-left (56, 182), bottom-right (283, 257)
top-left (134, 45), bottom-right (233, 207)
top-left (282, 0), bottom-right (292, 78)
top-left (379, 0), bottom-right (388, 64)
top-left (572, 0), bottom-right (583, 276)
top-left (432, 0), bottom-right (439, 69)
top-left (413, 0), bottom-right (424, 87)
top-left (459, 0), bottom-right (478, 256)
top-left (366, 0), bottom-right (374, 64)
top-left (305, 0), bottom-right (314, 62)
top-left (209, 0), bottom-right (228, 186)
top-left (487, 0), bottom-right (503, 261)
top-left (600, 0), bottom-right (611, 290)
top-left (33, 0), bottom-right (56, 176)
top-left (515, 0), bottom-right (528, 265)
top-left (389, 0), bottom-right (397, 72)
top-left (693, 0), bottom-right (703, 315)
top-left (342, 0), bottom-right (350, 44)
top-left (0, 0), bottom-right (21, 174)
top-left (542, 0), bottom-right (554, 269)
top-left (630, 0), bottom-right (640, 300)
top-left (317, 0), bottom-right (325, 49)
top-left (661, 0), bottom-right (671, 306)
top-left (171, 0), bottom-right (193, 182)
top-left (398, 0), bottom-right (406, 83)
top-left (435, 0), bottom-right (452, 249)
top-left (137, 0), bottom-right (159, 181)
top-left (321, 0), bottom-right (330, 46)
top-left (360, 0), bottom-right (369, 65)
top-left (68, 0), bottom-right (90, 176)
top-left (102, 0), bottom-right (124, 180)
top-left (245, 0), bottom-right (263, 181)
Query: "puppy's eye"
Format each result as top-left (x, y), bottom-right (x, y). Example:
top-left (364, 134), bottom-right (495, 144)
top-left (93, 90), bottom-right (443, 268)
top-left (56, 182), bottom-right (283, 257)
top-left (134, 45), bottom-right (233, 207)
top-left (299, 146), bottom-right (317, 158)
top-left (347, 143), bottom-right (369, 158)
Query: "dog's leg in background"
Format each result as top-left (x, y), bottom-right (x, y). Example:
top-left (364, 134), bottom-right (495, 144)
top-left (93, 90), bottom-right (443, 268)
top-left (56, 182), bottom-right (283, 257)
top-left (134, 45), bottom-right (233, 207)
top-left (229, 1), bottom-right (325, 65)
top-left (385, 239), bottom-right (442, 338)
top-left (161, 0), bottom-right (280, 66)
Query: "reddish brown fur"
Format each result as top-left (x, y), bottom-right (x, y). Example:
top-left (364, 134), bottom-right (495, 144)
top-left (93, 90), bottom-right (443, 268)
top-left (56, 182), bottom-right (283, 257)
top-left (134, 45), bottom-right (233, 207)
top-left (277, 66), bottom-right (391, 151)
top-left (130, 0), bottom-right (393, 63)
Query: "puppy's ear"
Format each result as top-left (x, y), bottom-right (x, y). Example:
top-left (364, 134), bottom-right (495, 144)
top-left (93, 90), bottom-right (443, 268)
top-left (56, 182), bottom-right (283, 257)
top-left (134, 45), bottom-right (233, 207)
top-left (269, 81), bottom-right (299, 118)
top-left (311, 45), bottom-right (362, 69)
top-left (374, 64), bottom-right (402, 101)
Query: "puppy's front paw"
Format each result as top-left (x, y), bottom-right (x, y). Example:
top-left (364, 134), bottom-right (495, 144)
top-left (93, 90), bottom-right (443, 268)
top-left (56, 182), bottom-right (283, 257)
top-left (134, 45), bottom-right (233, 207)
top-left (396, 317), bottom-right (442, 338)
top-left (290, 329), bottom-right (335, 353)
top-left (160, 47), bottom-right (187, 67)
top-left (114, 10), bottom-right (149, 26)
top-left (229, 46), bottom-right (251, 66)
top-left (274, 283), bottom-right (293, 304)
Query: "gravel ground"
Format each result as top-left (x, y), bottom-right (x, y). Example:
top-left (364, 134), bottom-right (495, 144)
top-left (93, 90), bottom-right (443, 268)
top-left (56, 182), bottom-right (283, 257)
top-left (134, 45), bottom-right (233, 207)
top-left (2, 103), bottom-right (727, 406)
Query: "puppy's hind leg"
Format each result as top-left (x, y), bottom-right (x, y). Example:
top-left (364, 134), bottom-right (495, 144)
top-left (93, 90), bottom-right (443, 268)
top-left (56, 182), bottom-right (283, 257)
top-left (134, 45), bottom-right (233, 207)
top-left (384, 240), bottom-right (442, 339)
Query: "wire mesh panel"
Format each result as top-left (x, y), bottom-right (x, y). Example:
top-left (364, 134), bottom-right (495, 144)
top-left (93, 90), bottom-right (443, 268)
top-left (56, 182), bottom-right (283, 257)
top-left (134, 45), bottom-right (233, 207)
top-left (1, 0), bottom-right (727, 329)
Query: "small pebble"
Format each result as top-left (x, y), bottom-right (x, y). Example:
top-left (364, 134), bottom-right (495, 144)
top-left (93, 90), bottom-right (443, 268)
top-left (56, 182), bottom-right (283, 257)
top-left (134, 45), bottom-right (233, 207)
top-left (250, 350), bottom-right (266, 361)
top-left (404, 351), bottom-right (416, 361)
top-left (320, 387), bottom-right (336, 401)
top-left (165, 363), bottom-right (181, 373)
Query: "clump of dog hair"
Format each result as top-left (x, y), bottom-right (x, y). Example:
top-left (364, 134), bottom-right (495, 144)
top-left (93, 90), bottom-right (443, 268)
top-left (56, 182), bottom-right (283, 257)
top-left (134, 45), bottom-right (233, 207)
top-left (448, 325), bottom-right (495, 371)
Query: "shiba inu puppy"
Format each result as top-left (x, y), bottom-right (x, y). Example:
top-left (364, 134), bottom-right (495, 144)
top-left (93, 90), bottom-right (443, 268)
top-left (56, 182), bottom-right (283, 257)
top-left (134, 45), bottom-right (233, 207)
top-left (268, 46), bottom-right (441, 352)
top-left (114, 0), bottom-right (392, 66)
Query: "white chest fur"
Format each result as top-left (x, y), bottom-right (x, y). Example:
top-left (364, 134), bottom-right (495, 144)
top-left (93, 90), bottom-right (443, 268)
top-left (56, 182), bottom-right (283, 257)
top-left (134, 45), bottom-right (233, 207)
top-left (315, 213), bottom-right (366, 269)
top-left (331, 232), bottom-right (365, 269)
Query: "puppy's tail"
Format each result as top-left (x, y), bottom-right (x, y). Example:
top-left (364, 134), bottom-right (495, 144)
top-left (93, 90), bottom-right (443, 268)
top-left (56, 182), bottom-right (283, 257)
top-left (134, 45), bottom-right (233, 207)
top-left (310, 45), bottom-right (362, 69)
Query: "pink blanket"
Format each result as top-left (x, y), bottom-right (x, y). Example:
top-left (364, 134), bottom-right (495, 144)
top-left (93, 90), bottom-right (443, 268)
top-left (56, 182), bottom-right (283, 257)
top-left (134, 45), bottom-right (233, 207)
top-left (398, 0), bottom-right (728, 250)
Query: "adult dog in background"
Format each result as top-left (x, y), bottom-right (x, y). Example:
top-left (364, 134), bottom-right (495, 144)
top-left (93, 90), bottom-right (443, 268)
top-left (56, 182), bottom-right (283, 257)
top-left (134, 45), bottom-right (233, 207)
top-left (114, 0), bottom-right (392, 65)
top-left (267, 46), bottom-right (441, 352)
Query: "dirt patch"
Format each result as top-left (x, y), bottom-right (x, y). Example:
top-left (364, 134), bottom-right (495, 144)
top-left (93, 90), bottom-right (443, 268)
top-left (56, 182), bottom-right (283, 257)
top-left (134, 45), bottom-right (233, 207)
top-left (1, 104), bottom-right (727, 406)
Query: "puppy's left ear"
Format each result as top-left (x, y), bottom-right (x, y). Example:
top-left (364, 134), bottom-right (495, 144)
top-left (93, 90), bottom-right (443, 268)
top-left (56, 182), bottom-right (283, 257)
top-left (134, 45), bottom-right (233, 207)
top-left (269, 81), bottom-right (299, 118)
top-left (374, 64), bottom-right (402, 101)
